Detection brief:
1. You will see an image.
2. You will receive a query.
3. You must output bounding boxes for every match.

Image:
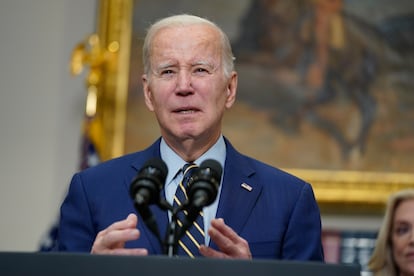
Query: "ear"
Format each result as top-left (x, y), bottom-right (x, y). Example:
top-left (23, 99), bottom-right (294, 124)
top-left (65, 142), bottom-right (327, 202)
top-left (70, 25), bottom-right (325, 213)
top-left (142, 74), bottom-right (155, 111)
top-left (225, 72), bottom-right (237, 109)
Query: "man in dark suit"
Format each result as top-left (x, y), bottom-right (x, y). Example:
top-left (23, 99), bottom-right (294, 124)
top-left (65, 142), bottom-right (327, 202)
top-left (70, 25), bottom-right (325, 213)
top-left (58, 14), bottom-right (324, 261)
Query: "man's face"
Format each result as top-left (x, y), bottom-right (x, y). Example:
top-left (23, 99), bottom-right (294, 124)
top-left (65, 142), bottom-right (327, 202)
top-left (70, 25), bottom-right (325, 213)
top-left (392, 198), bottom-right (414, 276)
top-left (142, 24), bottom-right (237, 144)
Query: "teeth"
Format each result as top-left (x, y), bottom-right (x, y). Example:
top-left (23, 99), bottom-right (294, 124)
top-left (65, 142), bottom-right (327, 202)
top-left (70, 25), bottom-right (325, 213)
top-left (179, 110), bottom-right (195, 113)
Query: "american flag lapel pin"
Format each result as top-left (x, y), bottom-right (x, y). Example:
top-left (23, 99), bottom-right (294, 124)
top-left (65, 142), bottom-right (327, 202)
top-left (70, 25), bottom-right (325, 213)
top-left (241, 182), bottom-right (253, 192)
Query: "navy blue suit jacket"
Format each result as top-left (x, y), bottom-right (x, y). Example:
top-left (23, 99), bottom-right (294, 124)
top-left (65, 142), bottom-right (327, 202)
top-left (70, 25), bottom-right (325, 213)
top-left (58, 138), bottom-right (324, 261)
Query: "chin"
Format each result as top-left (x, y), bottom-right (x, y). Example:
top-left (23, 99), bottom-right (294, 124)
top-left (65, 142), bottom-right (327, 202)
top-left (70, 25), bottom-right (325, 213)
top-left (400, 263), bottom-right (414, 275)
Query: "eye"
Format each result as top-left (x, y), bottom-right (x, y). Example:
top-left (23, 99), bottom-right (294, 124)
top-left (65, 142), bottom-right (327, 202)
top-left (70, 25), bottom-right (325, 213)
top-left (193, 67), bottom-right (209, 75)
top-left (161, 69), bottom-right (175, 76)
top-left (394, 223), bottom-right (411, 236)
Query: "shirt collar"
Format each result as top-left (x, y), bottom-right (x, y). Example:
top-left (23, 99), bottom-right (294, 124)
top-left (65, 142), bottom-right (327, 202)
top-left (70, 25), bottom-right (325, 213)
top-left (160, 135), bottom-right (226, 185)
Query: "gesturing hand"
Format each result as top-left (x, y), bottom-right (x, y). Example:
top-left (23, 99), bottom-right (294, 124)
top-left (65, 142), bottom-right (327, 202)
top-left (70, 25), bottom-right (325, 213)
top-left (199, 218), bottom-right (252, 259)
top-left (91, 213), bottom-right (148, 255)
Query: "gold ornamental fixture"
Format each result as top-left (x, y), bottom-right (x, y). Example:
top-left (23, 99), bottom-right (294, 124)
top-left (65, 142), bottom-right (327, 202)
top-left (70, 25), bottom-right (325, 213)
top-left (70, 0), bottom-right (133, 161)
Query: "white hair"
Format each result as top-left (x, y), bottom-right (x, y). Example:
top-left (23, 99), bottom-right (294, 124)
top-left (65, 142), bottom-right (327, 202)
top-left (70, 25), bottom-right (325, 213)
top-left (142, 14), bottom-right (235, 78)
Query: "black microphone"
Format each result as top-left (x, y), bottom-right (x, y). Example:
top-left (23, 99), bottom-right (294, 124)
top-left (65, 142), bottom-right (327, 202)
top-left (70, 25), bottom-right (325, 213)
top-left (129, 158), bottom-right (168, 207)
top-left (187, 159), bottom-right (222, 209)
top-left (129, 158), bottom-right (168, 241)
top-left (177, 159), bottom-right (222, 240)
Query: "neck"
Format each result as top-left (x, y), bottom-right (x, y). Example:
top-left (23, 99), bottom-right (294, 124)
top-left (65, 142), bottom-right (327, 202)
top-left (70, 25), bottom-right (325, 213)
top-left (164, 133), bottom-right (221, 162)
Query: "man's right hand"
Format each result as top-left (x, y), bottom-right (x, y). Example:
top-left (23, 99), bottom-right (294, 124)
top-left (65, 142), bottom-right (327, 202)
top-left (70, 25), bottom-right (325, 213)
top-left (91, 213), bottom-right (148, 255)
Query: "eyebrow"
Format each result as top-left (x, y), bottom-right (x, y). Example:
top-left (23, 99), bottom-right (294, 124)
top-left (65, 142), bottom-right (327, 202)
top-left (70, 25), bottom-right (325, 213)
top-left (193, 60), bottom-right (210, 66)
top-left (153, 60), bottom-right (217, 72)
top-left (156, 62), bottom-right (176, 70)
top-left (393, 219), bottom-right (413, 226)
top-left (192, 60), bottom-right (217, 71)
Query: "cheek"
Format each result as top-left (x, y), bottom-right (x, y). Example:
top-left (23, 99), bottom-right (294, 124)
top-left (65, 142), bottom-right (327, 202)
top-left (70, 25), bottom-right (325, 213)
top-left (149, 84), bottom-right (172, 106)
top-left (392, 237), bottom-right (406, 258)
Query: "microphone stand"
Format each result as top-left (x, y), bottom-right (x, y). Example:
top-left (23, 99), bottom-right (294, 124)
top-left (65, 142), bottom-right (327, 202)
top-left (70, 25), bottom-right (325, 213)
top-left (136, 198), bottom-right (194, 257)
top-left (161, 201), bottom-right (201, 257)
top-left (165, 210), bottom-right (179, 257)
top-left (134, 185), bottom-right (217, 257)
top-left (158, 199), bottom-right (181, 257)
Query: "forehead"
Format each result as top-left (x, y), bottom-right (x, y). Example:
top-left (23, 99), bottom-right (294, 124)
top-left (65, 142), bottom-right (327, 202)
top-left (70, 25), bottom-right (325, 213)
top-left (150, 24), bottom-right (221, 58)
top-left (394, 198), bottom-right (414, 220)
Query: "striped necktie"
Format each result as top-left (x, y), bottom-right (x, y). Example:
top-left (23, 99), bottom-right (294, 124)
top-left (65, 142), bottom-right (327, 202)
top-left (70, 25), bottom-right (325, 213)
top-left (173, 163), bottom-right (205, 257)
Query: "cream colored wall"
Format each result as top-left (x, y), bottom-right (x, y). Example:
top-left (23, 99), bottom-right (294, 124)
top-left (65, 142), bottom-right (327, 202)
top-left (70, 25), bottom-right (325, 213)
top-left (0, 0), bottom-right (96, 251)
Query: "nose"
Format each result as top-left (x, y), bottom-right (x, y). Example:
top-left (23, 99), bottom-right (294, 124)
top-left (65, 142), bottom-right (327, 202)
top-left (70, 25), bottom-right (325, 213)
top-left (175, 69), bottom-right (193, 94)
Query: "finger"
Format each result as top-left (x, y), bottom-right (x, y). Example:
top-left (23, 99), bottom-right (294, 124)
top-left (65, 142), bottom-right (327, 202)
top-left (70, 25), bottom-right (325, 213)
top-left (105, 213), bottom-right (137, 233)
top-left (208, 218), bottom-right (251, 259)
top-left (92, 227), bottom-right (140, 253)
top-left (91, 214), bottom-right (139, 254)
top-left (99, 213), bottom-right (138, 246)
top-left (107, 248), bottom-right (149, 256)
top-left (102, 227), bottom-right (140, 248)
top-left (209, 218), bottom-right (240, 251)
top-left (208, 221), bottom-right (234, 253)
top-left (199, 245), bottom-right (227, 259)
top-left (210, 218), bottom-right (240, 243)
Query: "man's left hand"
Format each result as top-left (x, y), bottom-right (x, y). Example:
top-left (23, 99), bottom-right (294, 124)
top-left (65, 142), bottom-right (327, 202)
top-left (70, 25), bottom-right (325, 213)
top-left (199, 218), bottom-right (252, 259)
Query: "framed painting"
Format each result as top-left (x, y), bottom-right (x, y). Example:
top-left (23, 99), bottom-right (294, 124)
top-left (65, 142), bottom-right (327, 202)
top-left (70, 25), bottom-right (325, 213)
top-left (76, 0), bottom-right (414, 212)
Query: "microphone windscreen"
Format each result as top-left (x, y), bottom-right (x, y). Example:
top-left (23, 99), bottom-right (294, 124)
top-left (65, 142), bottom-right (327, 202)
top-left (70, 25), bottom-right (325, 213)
top-left (200, 159), bottom-right (222, 179)
top-left (142, 158), bottom-right (168, 178)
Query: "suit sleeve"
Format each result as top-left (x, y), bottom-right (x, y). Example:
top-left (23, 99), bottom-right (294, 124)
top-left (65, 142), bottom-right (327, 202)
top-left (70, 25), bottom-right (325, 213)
top-left (282, 183), bottom-right (324, 261)
top-left (57, 173), bottom-right (96, 252)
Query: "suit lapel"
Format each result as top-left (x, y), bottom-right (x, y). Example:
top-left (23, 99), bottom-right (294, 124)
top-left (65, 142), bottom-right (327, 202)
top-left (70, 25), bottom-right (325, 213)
top-left (213, 140), bottom-right (262, 247)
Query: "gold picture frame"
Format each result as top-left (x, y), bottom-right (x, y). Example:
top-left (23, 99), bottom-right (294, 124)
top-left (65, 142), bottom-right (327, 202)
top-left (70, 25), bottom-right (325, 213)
top-left (75, 0), bottom-right (414, 212)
